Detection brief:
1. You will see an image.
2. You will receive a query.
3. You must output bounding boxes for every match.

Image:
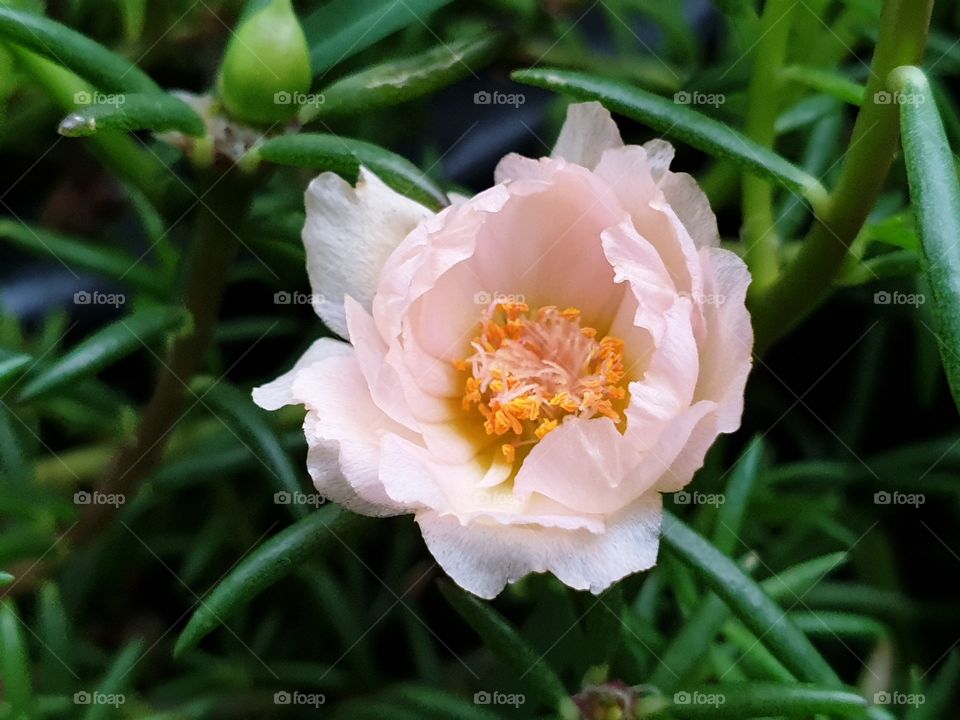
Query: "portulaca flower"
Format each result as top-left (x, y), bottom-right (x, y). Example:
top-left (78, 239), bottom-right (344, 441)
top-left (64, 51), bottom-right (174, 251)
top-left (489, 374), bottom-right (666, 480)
top-left (253, 102), bottom-right (753, 598)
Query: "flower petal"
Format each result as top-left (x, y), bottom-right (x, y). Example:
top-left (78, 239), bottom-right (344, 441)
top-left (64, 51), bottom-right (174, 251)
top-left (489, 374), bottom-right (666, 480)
top-left (417, 493), bottom-right (662, 599)
top-left (551, 101), bottom-right (624, 169)
top-left (303, 167), bottom-right (432, 338)
top-left (293, 352), bottom-right (416, 515)
top-left (659, 172), bottom-right (720, 249)
top-left (655, 247), bottom-right (752, 492)
top-left (513, 417), bottom-right (640, 514)
top-left (251, 338), bottom-right (350, 411)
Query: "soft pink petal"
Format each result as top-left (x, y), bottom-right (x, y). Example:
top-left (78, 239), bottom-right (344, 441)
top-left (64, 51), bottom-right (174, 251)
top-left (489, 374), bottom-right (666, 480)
top-left (447, 160), bottom-right (627, 331)
top-left (655, 247), bottom-right (753, 492)
top-left (292, 352), bottom-right (416, 515)
top-left (623, 298), bottom-right (701, 449)
top-left (594, 147), bottom-right (706, 332)
top-left (381, 433), bottom-right (605, 530)
top-left (344, 296), bottom-right (421, 431)
top-left (601, 220), bottom-right (679, 349)
top-left (373, 185), bottom-right (511, 345)
top-left (513, 417), bottom-right (640, 514)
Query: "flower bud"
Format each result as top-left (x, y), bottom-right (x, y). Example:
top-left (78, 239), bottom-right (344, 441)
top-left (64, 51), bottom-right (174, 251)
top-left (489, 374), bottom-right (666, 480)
top-left (217, 0), bottom-right (311, 125)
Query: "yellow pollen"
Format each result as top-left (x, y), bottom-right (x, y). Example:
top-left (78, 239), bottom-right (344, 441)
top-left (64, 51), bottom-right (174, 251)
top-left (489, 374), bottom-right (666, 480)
top-left (454, 303), bottom-right (629, 464)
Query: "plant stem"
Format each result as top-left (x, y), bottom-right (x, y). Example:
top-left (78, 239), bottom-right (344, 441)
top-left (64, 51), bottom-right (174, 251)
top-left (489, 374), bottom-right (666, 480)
top-left (2, 169), bottom-right (253, 597)
top-left (751, 0), bottom-right (934, 354)
top-left (741, 0), bottom-right (796, 290)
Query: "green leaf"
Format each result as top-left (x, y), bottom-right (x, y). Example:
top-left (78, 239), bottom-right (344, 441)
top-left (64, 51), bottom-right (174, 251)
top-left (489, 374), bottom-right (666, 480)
top-left (907, 651), bottom-right (960, 720)
top-left (660, 512), bottom-right (840, 685)
top-left (81, 638), bottom-right (144, 720)
top-left (781, 65), bottom-right (866, 106)
top-left (173, 506), bottom-right (366, 656)
top-left (0, 402), bottom-right (30, 483)
top-left (649, 550), bottom-right (849, 692)
top-left (788, 610), bottom-right (886, 639)
top-left (302, 0), bottom-right (457, 76)
top-left (37, 583), bottom-right (75, 695)
top-left (0, 6), bottom-right (159, 94)
top-left (257, 133), bottom-right (448, 209)
top-left (712, 436), bottom-right (763, 555)
top-left (649, 593), bottom-right (729, 691)
top-left (314, 34), bottom-right (501, 117)
top-left (380, 684), bottom-right (501, 720)
top-left (836, 249), bottom-right (920, 287)
top-left (758, 551), bottom-right (848, 601)
top-left (193, 379), bottom-right (305, 518)
top-left (58, 92), bottom-right (205, 138)
top-left (17, 306), bottom-right (190, 402)
top-left (889, 66), bottom-right (960, 414)
top-left (438, 581), bottom-right (577, 718)
top-left (511, 68), bottom-right (829, 212)
top-left (858, 211), bottom-right (919, 251)
top-left (0, 571), bottom-right (13, 587)
top-left (0, 352), bottom-right (31, 384)
top-left (647, 683), bottom-right (866, 718)
top-left (0, 218), bottom-right (167, 294)
top-left (0, 600), bottom-right (34, 719)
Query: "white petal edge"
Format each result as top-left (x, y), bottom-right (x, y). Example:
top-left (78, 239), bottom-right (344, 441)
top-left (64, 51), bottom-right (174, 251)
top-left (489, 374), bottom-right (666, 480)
top-left (659, 172), bottom-right (720, 249)
top-left (303, 167), bottom-right (433, 338)
top-left (251, 338), bottom-right (351, 411)
top-left (417, 493), bottom-right (662, 599)
top-left (551, 101), bottom-right (624, 170)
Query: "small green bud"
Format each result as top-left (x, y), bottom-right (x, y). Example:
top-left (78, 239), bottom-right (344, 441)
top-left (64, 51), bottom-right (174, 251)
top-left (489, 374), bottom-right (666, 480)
top-left (217, 0), bottom-right (312, 125)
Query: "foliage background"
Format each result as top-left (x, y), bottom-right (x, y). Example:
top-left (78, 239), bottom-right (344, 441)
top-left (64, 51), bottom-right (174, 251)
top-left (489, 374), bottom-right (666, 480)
top-left (1, 0), bottom-right (960, 718)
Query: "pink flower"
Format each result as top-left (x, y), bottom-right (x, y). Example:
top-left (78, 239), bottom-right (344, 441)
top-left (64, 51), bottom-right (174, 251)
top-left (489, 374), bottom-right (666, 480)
top-left (253, 102), bottom-right (753, 598)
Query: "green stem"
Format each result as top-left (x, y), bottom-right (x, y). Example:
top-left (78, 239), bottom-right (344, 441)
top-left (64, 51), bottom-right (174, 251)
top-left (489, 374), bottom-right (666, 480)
top-left (741, 0), bottom-right (797, 290)
top-left (3, 169), bottom-right (253, 597)
top-left (751, 0), bottom-right (934, 354)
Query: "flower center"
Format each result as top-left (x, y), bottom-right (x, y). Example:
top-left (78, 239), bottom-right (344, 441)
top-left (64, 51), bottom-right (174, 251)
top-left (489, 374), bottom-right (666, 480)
top-left (454, 302), bottom-right (628, 464)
